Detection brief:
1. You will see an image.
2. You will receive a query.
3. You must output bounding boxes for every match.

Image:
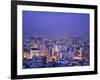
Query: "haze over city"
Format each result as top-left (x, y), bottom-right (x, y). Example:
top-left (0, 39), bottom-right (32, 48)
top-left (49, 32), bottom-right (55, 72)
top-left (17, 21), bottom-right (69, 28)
top-left (22, 11), bottom-right (90, 68)
top-left (23, 11), bottom-right (89, 38)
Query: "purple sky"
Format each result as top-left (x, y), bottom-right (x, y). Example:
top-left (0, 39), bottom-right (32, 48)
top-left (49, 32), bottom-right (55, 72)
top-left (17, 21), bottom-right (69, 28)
top-left (23, 11), bottom-right (89, 38)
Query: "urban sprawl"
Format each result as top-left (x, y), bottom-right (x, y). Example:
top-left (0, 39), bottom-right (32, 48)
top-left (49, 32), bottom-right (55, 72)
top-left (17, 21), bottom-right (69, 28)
top-left (23, 36), bottom-right (89, 69)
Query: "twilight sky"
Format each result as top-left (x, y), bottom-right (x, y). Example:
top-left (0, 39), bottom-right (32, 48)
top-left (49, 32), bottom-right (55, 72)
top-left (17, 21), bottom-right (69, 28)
top-left (23, 11), bottom-right (89, 38)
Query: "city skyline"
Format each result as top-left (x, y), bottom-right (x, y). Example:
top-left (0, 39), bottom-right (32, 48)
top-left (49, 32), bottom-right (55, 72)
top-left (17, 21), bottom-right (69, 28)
top-left (22, 11), bottom-right (90, 68)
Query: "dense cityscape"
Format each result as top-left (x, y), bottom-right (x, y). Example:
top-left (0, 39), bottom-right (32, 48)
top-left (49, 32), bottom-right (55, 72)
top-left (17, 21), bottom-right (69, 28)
top-left (23, 36), bottom-right (90, 69)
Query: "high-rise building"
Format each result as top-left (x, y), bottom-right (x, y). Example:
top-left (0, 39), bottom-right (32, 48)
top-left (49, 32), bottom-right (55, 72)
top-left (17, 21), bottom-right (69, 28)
top-left (52, 45), bottom-right (60, 61)
top-left (30, 48), bottom-right (40, 59)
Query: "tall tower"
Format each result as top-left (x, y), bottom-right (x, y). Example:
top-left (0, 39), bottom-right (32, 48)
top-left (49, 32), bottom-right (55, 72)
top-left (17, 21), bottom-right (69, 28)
top-left (52, 45), bottom-right (60, 61)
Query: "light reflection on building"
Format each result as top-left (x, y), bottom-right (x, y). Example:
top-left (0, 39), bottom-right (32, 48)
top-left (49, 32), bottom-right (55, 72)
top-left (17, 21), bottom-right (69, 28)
top-left (23, 36), bottom-right (89, 67)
